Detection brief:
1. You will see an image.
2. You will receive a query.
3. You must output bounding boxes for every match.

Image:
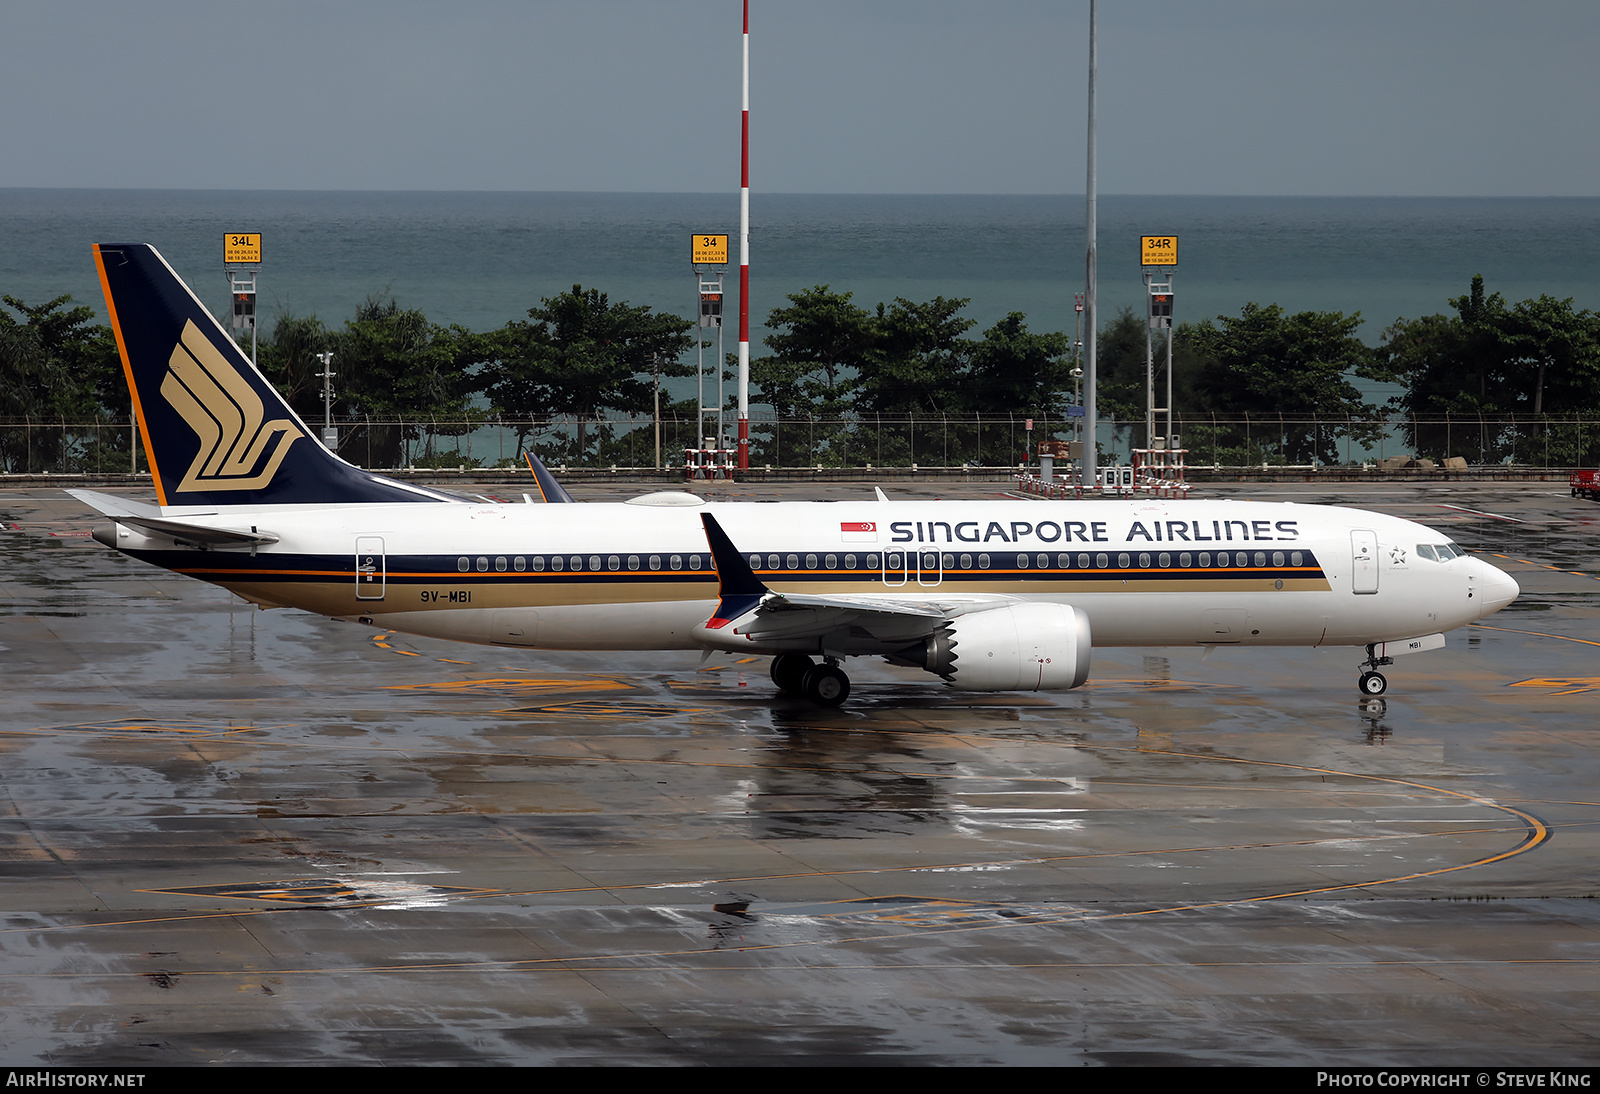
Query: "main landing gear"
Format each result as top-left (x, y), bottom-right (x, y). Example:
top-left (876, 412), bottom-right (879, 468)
top-left (1357, 644), bottom-right (1393, 696)
top-left (770, 653), bottom-right (851, 707)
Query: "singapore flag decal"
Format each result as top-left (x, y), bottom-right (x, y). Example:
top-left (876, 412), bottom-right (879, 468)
top-left (840, 521), bottom-right (877, 543)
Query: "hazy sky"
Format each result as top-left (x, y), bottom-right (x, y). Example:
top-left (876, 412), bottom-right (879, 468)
top-left (3, 1), bottom-right (1595, 195)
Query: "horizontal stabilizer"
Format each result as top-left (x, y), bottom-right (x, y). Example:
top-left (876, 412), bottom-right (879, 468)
top-left (69, 488), bottom-right (277, 548)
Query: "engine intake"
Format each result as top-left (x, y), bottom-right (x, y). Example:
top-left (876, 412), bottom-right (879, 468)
top-left (896, 602), bottom-right (1092, 691)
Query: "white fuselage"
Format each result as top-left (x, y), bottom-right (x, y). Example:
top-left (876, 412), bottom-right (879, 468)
top-left (124, 497), bottom-right (1519, 655)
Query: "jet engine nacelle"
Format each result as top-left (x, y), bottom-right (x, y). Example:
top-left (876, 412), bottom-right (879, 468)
top-left (922, 602), bottom-right (1092, 691)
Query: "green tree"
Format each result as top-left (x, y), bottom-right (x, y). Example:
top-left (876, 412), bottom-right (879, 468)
top-left (1505, 294), bottom-right (1600, 418)
top-left (0, 295), bottom-right (124, 471)
top-left (857, 296), bottom-right (973, 416)
top-left (1366, 276), bottom-right (1600, 463)
top-left (1181, 302), bottom-right (1379, 464)
top-left (483, 285), bottom-right (692, 464)
top-left (333, 296), bottom-right (487, 468)
top-left (749, 286), bottom-right (873, 465)
top-left (258, 312), bottom-right (333, 421)
top-left (960, 313), bottom-right (1072, 463)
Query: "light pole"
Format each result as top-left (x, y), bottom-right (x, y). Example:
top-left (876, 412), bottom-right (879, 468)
top-left (652, 352), bottom-right (662, 471)
top-left (317, 351), bottom-right (337, 450)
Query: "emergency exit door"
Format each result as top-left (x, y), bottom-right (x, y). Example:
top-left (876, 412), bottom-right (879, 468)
top-left (356, 536), bottom-right (386, 600)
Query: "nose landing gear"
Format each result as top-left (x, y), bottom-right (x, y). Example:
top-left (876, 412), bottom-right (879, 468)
top-left (1357, 644), bottom-right (1393, 696)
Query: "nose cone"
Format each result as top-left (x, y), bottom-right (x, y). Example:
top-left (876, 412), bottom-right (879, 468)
top-left (1478, 562), bottom-right (1520, 617)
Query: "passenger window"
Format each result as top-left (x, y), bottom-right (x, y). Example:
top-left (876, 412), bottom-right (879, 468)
top-left (1291, 552), bottom-right (1302, 567)
top-left (532, 556), bottom-right (545, 571)
top-left (825, 554), bottom-right (837, 569)
top-left (844, 553), bottom-right (857, 569)
top-left (1178, 552), bottom-right (1191, 567)
top-left (1254, 552), bottom-right (1266, 567)
top-left (1118, 553), bottom-right (1130, 568)
top-left (1272, 552), bottom-right (1284, 567)
top-left (688, 555), bottom-right (702, 570)
top-left (551, 556), bottom-right (563, 571)
top-left (628, 555), bottom-right (639, 571)
top-left (1138, 553), bottom-right (1151, 568)
top-left (1158, 552), bottom-right (1170, 568)
top-left (607, 555), bottom-right (619, 571)
top-left (476, 557), bottom-right (488, 572)
top-left (767, 554), bottom-right (779, 570)
top-left (457, 557), bottom-right (469, 572)
top-left (786, 554), bottom-right (799, 569)
top-left (1017, 553), bottom-right (1028, 569)
top-left (806, 553), bottom-right (817, 569)
top-left (589, 555), bottom-right (601, 571)
top-left (1037, 553), bottom-right (1048, 569)
top-left (670, 555), bottom-right (681, 570)
top-left (1059, 553), bottom-right (1070, 568)
top-left (942, 553), bottom-right (954, 569)
top-left (978, 554), bottom-right (990, 569)
top-left (1077, 553), bottom-right (1090, 569)
top-left (1096, 553), bottom-right (1108, 568)
top-left (960, 553), bottom-right (972, 570)
top-left (649, 555), bottom-right (661, 570)
top-left (570, 556), bottom-right (582, 571)
top-left (514, 556), bottom-right (525, 572)
top-left (495, 556), bottom-right (507, 572)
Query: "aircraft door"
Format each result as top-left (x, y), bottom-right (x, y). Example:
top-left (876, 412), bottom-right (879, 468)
top-left (916, 549), bottom-right (943, 587)
top-left (355, 535), bottom-right (386, 600)
top-left (1351, 530), bottom-right (1378, 594)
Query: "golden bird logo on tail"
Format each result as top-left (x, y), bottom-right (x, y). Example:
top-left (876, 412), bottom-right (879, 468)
top-left (160, 320), bottom-right (303, 493)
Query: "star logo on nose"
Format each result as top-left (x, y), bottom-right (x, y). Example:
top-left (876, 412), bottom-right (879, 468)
top-left (1389, 545), bottom-right (1408, 566)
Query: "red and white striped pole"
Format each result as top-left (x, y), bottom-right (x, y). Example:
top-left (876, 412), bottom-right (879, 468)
top-left (736, 0), bottom-right (751, 469)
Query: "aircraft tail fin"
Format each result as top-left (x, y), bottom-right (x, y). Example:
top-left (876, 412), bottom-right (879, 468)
top-left (93, 243), bottom-right (451, 508)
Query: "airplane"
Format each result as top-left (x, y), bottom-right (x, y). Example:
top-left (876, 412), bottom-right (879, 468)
top-left (73, 243), bottom-right (1521, 706)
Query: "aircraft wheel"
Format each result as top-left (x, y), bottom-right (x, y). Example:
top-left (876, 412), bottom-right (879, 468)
top-left (770, 653), bottom-right (813, 693)
top-left (1358, 671), bottom-right (1388, 696)
top-left (802, 664), bottom-right (851, 707)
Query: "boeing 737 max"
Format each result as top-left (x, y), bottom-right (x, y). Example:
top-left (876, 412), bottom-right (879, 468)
top-left (73, 244), bottom-right (1520, 705)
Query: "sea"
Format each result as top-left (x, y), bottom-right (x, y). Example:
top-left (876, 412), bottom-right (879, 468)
top-left (6, 189), bottom-right (1599, 337)
top-left (3, 189), bottom-right (1598, 412)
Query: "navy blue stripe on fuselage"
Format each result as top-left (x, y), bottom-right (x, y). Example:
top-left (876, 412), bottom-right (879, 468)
top-left (131, 548), bottom-right (1327, 587)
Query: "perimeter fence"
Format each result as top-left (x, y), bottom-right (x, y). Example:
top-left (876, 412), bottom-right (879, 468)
top-left (3, 412), bottom-right (1598, 474)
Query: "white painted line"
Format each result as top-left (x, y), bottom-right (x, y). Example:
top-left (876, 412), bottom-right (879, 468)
top-left (1436, 504), bottom-right (1528, 523)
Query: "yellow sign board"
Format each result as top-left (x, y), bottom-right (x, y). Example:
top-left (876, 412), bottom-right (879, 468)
top-left (691, 233), bottom-right (729, 266)
top-left (224, 233), bottom-right (262, 265)
top-left (1140, 235), bottom-right (1178, 267)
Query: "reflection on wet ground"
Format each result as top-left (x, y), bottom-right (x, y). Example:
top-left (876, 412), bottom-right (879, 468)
top-left (2, 483), bottom-right (1598, 1064)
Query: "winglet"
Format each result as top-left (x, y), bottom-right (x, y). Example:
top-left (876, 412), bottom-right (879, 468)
top-left (700, 513), bottom-right (768, 629)
top-left (523, 450), bottom-right (575, 503)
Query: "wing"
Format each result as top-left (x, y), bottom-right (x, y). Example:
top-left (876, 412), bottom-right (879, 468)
top-left (694, 512), bottom-right (1012, 657)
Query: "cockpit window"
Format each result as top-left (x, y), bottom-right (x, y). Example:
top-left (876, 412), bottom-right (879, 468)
top-left (1417, 544), bottom-right (1438, 562)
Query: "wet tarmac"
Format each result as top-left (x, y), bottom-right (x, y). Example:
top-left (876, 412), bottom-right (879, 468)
top-left (2, 479), bottom-right (1598, 1065)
